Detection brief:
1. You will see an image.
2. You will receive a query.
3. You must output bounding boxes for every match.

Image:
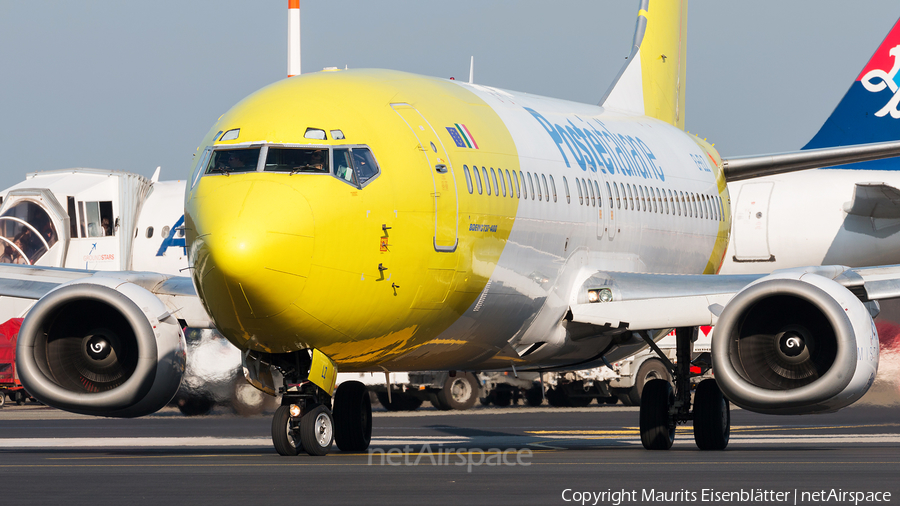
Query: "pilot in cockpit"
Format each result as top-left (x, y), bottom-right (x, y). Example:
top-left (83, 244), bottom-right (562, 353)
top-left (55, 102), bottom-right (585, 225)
top-left (307, 150), bottom-right (325, 171)
top-left (214, 152), bottom-right (246, 173)
top-left (227, 152), bottom-right (246, 168)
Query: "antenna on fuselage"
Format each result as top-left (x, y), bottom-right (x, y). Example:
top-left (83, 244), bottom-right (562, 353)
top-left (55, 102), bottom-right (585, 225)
top-left (468, 56), bottom-right (474, 84)
top-left (287, 0), bottom-right (301, 77)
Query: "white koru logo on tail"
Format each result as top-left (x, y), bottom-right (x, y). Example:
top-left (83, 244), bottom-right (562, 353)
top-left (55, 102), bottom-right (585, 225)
top-left (862, 45), bottom-right (900, 118)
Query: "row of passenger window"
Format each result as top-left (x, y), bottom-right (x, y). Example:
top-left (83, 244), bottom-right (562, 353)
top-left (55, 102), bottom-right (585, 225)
top-left (462, 165), bottom-right (725, 222)
top-left (575, 177), bottom-right (725, 222)
top-left (463, 165), bottom-right (558, 202)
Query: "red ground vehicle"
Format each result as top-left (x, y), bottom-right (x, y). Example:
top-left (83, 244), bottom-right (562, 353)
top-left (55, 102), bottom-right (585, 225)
top-left (0, 318), bottom-right (25, 408)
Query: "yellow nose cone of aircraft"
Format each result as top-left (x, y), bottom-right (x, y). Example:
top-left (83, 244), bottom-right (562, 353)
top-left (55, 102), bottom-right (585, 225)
top-left (189, 176), bottom-right (314, 345)
top-left (184, 68), bottom-right (519, 368)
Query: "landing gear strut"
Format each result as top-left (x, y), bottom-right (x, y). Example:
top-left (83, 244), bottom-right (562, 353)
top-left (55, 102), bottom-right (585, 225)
top-left (639, 327), bottom-right (730, 450)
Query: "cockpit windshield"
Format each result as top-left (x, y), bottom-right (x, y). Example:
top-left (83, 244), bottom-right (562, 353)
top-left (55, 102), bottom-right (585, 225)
top-left (201, 144), bottom-right (381, 188)
top-left (265, 148), bottom-right (329, 173)
top-left (205, 148), bottom-right (261, 175)
top-left (0, 201), bottom-right (58, 265)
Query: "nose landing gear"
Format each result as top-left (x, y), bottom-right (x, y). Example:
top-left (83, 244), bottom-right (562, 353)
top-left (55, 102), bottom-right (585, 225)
top-left (269, 348), bottom-right (372, 456)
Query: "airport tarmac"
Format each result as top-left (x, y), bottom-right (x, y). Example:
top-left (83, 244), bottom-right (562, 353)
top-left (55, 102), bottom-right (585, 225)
top-left (0, 401), bottom-right (898, 506)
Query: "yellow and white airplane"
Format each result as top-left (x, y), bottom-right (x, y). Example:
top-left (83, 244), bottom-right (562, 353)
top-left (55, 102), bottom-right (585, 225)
top-left (11, 0), bottom-right (900, 455)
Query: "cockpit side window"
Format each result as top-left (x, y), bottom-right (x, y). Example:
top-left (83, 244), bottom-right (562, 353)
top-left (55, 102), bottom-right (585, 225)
top-left (205, 148), bottom-right (261, 175)
top-left (352, 148), bottom-right (380, 186)
top-left (190, 148), bottom-right (212, 189)
top-left (265, 147), bottom-right (329, 173)
top-left (333, 148), bottom-right (357, 186)
top-left (332, 147), bottom-right (381, 188)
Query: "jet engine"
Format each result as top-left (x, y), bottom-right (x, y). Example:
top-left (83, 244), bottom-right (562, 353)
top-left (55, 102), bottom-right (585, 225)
top-left (712, 271), bottom-right (879, 415)
top-left (16, 278), bottom-right (186, 417)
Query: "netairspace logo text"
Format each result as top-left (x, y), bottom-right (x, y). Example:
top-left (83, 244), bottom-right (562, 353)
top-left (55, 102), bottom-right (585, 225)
top-left (368, 444), bottom-right (532, 473)
top-left (561, 488), bottom-right (892, 505)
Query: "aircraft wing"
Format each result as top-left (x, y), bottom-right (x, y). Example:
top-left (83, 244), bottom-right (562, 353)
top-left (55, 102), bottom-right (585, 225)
top-left (0, 264), bottom-right (94, 299)
top-left (0, 263), bottom-right (211, 328)
top-left (721, 140), bottom-right (900, 181)
top-left (570, 265), bottom-right (900, 330)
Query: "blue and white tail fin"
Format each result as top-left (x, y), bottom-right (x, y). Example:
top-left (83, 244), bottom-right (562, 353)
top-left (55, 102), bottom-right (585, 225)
top-left (803, 17), bottom-right (900, 170)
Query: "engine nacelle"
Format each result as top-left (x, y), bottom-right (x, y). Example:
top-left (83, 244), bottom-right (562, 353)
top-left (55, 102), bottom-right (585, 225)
top-left (16, 278), bottom-right (186, 417)
top-left (712, 271), bottom-right (878, 415)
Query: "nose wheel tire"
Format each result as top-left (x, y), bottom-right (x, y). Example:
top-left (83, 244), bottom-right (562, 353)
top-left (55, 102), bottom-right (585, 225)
top-left (640, 379), bottom-right (675, 450)
top-left (334, 381), bottom-right (372, 452)
top-left (271, 405), bottom-right (301, 456)
top-left (299, 404), bottom-right (334, 456)
top-left (693, 379), bottom-right (730, 450)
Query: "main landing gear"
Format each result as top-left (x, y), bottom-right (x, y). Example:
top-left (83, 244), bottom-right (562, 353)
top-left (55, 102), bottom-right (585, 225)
top-left (269, 349), bottom-right (372, 457)
top-left (639, 327), bottom-right (730, 451)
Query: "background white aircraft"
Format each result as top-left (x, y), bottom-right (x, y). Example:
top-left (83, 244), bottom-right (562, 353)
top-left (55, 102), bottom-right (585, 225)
top-left (721, 17), bottom-right (900, 275)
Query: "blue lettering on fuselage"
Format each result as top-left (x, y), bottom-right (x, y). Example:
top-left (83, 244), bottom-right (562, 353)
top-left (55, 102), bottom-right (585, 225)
top-left (527, 107), bottom-right (571, 167)
top-left (156, 215), bottom-right (186, 256)
top-left (690, 153), bottom-right (712, 173)
top-left (524, 107), bottom-right (665, 181)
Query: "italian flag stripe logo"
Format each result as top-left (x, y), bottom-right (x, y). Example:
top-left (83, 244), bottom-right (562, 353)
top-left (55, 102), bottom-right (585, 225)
top-left (455, 123), bottom-right (479, 149)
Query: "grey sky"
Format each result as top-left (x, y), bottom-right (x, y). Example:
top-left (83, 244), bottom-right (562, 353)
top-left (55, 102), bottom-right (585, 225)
top-left (2, 1), bottom-right (899, 190)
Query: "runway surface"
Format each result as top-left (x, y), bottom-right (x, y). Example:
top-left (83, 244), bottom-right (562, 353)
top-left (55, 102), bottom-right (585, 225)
top-left (1, 401), bottom-right (898, 506)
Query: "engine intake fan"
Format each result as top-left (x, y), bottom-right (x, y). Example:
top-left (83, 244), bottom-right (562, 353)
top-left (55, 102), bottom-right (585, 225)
top-left (17, 280), bottom-right (186, 418)
top-left (712, 272), bottom-right (878, 415)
